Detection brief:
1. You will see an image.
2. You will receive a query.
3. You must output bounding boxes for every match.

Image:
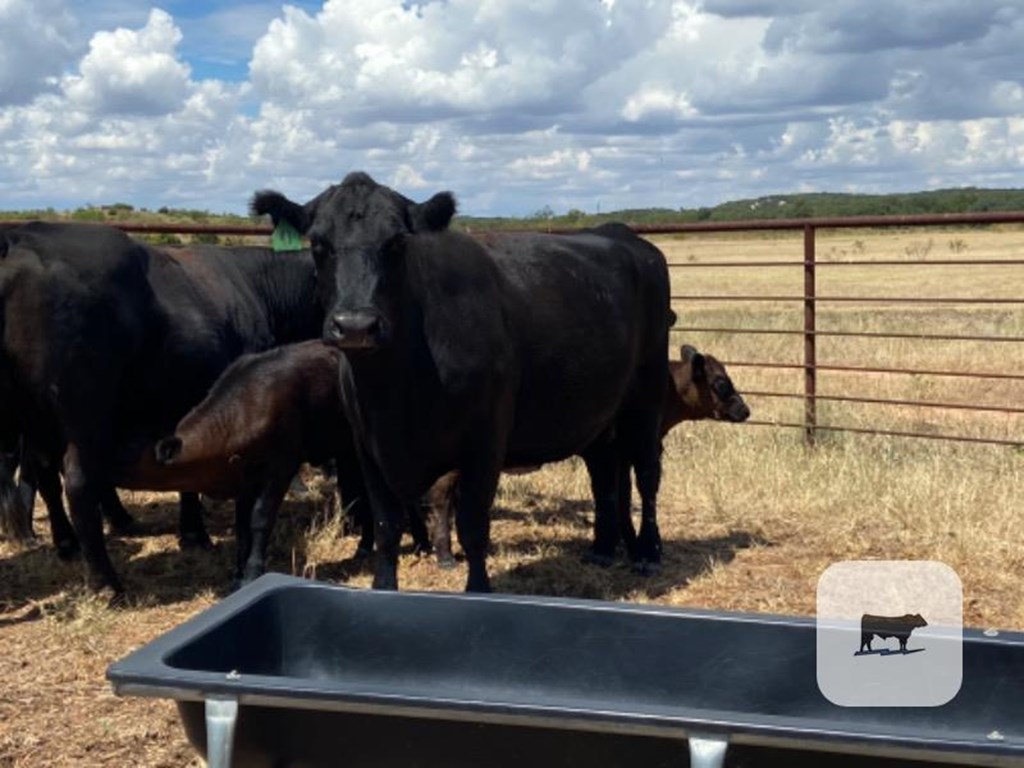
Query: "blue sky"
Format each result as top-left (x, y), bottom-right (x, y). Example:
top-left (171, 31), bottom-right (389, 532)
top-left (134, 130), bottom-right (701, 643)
top-left (1, 1), bottom-right (1022, 215)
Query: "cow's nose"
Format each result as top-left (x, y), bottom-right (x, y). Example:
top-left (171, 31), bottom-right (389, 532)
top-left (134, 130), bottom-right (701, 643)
top-left (731, 401), bottom-right (751, 422)
top-left (333, 312), bottom-right (379, 335)
top-left (330, 312), bottom-right (381, 348)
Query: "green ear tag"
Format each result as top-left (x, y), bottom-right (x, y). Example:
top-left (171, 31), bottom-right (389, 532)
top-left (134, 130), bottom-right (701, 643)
top-left (271, 220), bottom-right (304, 252)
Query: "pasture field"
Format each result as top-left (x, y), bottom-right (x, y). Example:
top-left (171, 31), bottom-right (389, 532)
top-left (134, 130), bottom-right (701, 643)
top-left (1, 227), bottom-right (1022, 766)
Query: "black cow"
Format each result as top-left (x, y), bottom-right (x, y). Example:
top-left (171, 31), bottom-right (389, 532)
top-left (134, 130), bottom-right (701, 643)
top-left (253, 172), bottom-right (671, 592)
top-left (0, 222), bottom-right (320, 593)
top-left (860, 613), bottom-right (928, 653)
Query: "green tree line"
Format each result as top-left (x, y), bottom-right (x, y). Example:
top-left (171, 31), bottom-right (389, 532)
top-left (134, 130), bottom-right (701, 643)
top-left (3, 187), bottom-right (1023, 240)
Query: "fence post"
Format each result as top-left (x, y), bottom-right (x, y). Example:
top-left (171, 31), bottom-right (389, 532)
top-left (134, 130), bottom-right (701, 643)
top-left (804, 225), bottom-right (817, 446)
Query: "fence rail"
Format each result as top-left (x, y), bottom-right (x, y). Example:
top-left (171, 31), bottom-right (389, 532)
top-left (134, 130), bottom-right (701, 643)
top-left (661, 213), bottom-right (1024, 447)
top-left (3, 212), bottom-right (1022, 447)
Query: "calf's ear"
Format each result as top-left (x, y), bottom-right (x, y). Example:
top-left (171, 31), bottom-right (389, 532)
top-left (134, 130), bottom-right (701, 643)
top-left (409, 191), bottom-right (456, 233)
top-left (251, 190), bottom-right (310, 233)
top-left (682, 346), bottom-right (707, 381)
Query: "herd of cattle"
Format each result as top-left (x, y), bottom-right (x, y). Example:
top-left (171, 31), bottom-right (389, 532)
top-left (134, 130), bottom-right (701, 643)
top-left (0, 172), bottom-right (749, 597)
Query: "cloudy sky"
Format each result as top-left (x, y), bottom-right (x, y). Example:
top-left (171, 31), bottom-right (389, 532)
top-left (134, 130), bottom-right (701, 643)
top-left (1, 0), bottom-right (1022, 216)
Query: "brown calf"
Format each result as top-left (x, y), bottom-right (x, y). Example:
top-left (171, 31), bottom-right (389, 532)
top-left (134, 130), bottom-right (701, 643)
top-left (140, 341), bottom-right (351, 584)
top-left (145, 340), bottom-right (430, 585)
top-left (428, 344), bottom-right (750, 567)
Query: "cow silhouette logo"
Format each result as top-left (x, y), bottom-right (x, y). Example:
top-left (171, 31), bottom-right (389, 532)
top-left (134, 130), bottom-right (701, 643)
top-left (817, 561), bottom-right (962, 706)
top-left (857, 613), bottom-right (928, 655)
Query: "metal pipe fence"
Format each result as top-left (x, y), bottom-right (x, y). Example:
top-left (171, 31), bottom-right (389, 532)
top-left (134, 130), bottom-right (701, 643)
top-left (3, 212), bottom-right (1022, 448)
top-left (661, 212), bottom-right (1024, 447)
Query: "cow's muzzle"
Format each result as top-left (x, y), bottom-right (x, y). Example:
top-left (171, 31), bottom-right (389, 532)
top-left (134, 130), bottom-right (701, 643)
top-left (329, 311), bottom-right (382, 350)
top-left (723, 398), bottom-right (751, 423)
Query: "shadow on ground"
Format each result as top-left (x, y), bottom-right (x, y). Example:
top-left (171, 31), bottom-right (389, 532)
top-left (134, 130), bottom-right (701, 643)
top-left (492, 529), bottom-right (768, 601)
top-left (0, 493), bottom-right (335, 612)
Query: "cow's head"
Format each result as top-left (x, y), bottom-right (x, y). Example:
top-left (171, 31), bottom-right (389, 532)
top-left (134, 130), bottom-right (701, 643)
top-left (251, 172), bottom-right (456, 350)
top-left (669, 344), bottom-right (750, 425)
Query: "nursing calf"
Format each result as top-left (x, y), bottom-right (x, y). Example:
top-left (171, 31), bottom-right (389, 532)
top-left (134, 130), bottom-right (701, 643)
top-left (149, 342), bottom-right (349, 584)
top-left (148, 340), bottom-right (427, 585)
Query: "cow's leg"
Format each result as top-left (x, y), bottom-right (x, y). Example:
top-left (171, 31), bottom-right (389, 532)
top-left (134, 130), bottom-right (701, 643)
top-left (632, 452), bottom-right (663, 576)
top-left (456, 444), bottom-right (503, 593)
top-left (616, 459), bottom-right (639, 563)
top-left (427, 474), bottom-right (456, 568)
top-left (99, 486), bottom-right (135, 534)
top-left (620, 388), bottom-right (664, 576)
top-left (232, 492), bottom-right (255, 585)
top-left (15, 453), bottom-right (38, 532)
top-left (406, 500), bottom-right (432, 555)
top-left (178, 492), bottom-right (213, 550)
top-left (359, 455), bottom-right (404, 590)
top-left (336, 446), bottom-right (373, 557)
top-left (25, 454), bottom-right (78, 559)
top-left (582, 437), bottom-right (621, 567)
top-left (0, 438), bottom-right (33, 542)
top-left (64, 442), bottom-right (123, 594)
top-left (239, 474), bottom-right (291, 585)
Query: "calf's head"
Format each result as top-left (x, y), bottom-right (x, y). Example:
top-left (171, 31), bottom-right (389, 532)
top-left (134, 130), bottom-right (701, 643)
top-left (664, 344), bottom-right (750, 431)
top-left (251, 172), bottom-right (456, 350)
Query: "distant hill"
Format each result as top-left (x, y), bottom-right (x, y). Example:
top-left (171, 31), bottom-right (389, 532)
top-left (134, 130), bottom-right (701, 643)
top-left (2, 188), bottom-right (1023, 242)
top-left (458, 188), bottom-right (1024, 231)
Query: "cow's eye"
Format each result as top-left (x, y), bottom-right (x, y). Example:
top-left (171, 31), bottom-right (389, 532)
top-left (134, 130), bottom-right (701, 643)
top-left (712, 379), bottom-right (734, 399)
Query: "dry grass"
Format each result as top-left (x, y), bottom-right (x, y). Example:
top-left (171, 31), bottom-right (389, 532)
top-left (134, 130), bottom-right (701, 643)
top-left (1, 226), bottom-right (1022, 766)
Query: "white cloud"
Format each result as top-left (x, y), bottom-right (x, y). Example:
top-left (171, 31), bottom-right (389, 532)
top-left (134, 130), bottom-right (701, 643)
top-left (62, 9), bottom-right (191, 116)
top-left (249, 0), bottom-right (674, 122)
top-left (0, 0), bottom-right (1021, 215)
top-left (0, 0), bottom-right (77, 106)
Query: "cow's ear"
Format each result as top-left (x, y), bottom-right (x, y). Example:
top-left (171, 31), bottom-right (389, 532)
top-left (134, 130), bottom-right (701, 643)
top-left (251, 190), bottom-right (310, 233)
top-left (686, 348), bottom-right (706, 380)
top-left (409, 191), bottom-right (456, 233)
top-left (681, 344), bottom-right (699, 362)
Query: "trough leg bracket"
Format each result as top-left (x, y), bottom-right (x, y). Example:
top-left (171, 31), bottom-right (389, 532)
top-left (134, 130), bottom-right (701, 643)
top-left (205, 695), bottom-right (239, 768)
top-left (688, 731), bottom-right (729, 768)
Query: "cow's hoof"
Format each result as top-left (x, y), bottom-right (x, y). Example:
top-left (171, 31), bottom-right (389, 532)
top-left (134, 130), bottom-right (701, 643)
top-left (55, 537), bottom-right (80, 561)
top-left (436, 554), bottom-right (457, 570)
top-left (632, 560), bottom-right (662, 577)
top-left (412, 542), bottom-right (433, 557)
top-left (90, 579), bottom-right (126, 606)
top-left (179, 530), bottom-right (215, 551)
top-left (582, 549), bottom-right (615, 568)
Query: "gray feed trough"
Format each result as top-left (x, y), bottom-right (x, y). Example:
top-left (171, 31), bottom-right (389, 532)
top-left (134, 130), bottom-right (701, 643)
top-left (107, 574), bottom-right (1024, 767)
